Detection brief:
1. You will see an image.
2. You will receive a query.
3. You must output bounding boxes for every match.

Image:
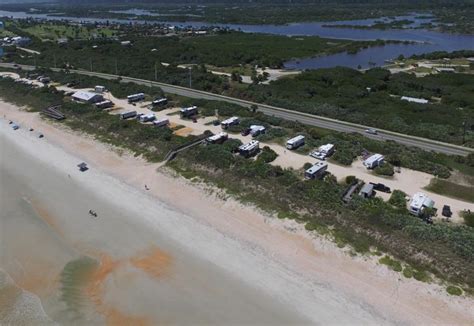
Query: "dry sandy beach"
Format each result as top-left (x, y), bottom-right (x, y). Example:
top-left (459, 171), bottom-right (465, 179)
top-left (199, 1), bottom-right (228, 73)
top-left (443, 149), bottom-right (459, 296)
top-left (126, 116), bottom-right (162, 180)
top-left (1, 100), bottom-right (474, 325)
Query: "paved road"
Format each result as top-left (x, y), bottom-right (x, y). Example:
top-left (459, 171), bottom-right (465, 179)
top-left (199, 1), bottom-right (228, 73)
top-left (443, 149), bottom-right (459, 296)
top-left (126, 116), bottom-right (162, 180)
top-left (2, 63), bottom-right (473, 156)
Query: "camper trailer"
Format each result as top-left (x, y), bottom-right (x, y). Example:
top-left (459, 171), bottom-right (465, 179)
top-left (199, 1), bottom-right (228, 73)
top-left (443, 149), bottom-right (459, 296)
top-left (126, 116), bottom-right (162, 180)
top-left (152, 97), bottom-right (168, 107)
top-left (304, 162), bottom-right (328, 180)
top-left (139, 113), bottom-right (156, 123)
top-left (180, 106), bottom-right (198, 118)
top-left (221, 116), bottom-right (240, 129)
top-left (310, 143), bottom-right (335, 160)
top-left (120, 111), bottom-right (137, 119)
top-left (249, 125), bottom-right (266, 137)
top-left (153, 118), bottom-right (169, 127)
top-left (238, 140), bottom-right (260, 158)
top-left (286, 135), bottom-right (305, 150)
top-left (127, 93), bottom-right (145, 103)
top-left (95, 100), bottom-right (114, 109)
top-left (95, 85), bottom-right (106, 93)
top-left (206, 132), bottom-right (228, 145)
top-left (363, 154), bottom-right (384, 169)
top-left (409, 192), bottom-right (435, 216)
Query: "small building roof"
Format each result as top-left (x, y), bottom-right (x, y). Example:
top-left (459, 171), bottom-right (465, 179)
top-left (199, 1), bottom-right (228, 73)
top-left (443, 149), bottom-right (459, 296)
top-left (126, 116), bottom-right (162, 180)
top-left (401, 96), bottom-right (429, 104)
top-left (359, 183), bottom-right (374, 195)
top-left (72, 91), bottom-right (101, 102)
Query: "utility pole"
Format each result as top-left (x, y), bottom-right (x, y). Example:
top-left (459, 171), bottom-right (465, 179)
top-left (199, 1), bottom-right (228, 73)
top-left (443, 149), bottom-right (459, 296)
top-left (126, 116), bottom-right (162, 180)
top-left (462, 120), bottom-right (467, 144)
top-left (115, 58), bottom-right (118, 75)
top-left (89, 58), bottom-right (93, 72)
top-left (154, 62), bottom-right (157, 81)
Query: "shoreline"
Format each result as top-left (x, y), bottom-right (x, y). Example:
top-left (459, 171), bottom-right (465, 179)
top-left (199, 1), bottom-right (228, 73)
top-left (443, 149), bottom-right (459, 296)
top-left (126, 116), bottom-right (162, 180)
top-left (1, 100), bottom-right (474, 324)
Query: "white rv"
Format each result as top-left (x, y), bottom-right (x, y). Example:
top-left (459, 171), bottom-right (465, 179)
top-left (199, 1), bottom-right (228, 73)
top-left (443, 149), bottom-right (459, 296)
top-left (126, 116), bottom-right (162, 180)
top-left (221, 116), bottom-right (240, 129)
top-left (239, 140), bottom-right (260, 158)
top-left (139, 113), bottom-right (156, 123)
top-left (120, 111), bottom-right (137, 119)
top-left (180, 106), bottom-right (198, 118)
top-left (310, 143), bottom-right (335, 160)
top-left (304, 162), bottom-right (328, 180)
top-left (206, 132), bottom-right (228, 145)
top-left (363, 154), bottom-right (384, 169)
top-left (153, 118), bottom-right (169, 127)
top-left (249, 125), bottom-right (266, 137)
top-left (286, 135), bottom-right (305, 150)
top-left (127, 93), bottom-right (145, 103)
top-left (409, 192), bottom-right (435, 216)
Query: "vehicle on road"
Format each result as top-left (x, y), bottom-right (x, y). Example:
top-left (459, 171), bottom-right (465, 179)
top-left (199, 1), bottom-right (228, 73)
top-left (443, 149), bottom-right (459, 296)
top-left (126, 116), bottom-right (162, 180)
top-left (365, 128), bottom-right (378, 135)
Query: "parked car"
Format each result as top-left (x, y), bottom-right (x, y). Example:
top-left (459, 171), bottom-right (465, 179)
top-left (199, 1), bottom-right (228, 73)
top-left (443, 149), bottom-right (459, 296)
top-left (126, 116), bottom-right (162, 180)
top-left (442, 205), bottom-right (452, 218)
top-left (241, 128), bottom-right (251, 136)
top-left (38, 133), bottom-right (44, 138)
top-left (365, 128), bottom-right (378, 135)
top-left (11, 124), bottom-right (19, 130)
top-left (370, 182), bottom-right (391, 193)
top-left (212, 120), bottom-right (221, 126)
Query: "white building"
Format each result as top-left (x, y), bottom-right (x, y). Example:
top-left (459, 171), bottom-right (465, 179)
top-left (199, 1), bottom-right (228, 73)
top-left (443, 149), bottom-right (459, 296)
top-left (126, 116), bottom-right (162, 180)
top-left (310, 143), bottom-right (335, 160)
top-left (286, 135), bottom-right (305, 150)
top-left (409, 192), bottom-right (435, 216)
top-left (363, 154), bottom-right (384, 169)
top-left (305, 162), bottom-right (328, 180)
top-left (401, 96), bottom-right (429, 104)
top-left (221, 116), bottom-right (240, 129)
top-left (71, 91), bottom-right (104, 104)
top-left (239, 140), bottom-right (260, 157)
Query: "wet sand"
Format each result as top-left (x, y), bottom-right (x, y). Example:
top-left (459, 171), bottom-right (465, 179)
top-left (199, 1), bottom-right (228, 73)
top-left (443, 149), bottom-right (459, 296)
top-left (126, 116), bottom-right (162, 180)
top-left (1, 102), bottom-right (474, 325)
top-left (0, 124), bottom-right (311, 324)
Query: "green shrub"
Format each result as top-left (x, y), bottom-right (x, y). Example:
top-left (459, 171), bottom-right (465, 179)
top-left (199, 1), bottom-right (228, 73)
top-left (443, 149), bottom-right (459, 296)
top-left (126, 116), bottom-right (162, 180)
top-left (257, 146), bottom-right (278, 163)
top-left (379, 255), bottom-right (402, 272)
top-left (388, 190), bottom-right (407, 209)
top-left (461, 210), bottom-right (474, 227)
top-left (446, 285), bottom-right (463, 296)
top-left (374, 163), bottom-right (395, 176)
top-left (345, 175), bottom-right (357, 185)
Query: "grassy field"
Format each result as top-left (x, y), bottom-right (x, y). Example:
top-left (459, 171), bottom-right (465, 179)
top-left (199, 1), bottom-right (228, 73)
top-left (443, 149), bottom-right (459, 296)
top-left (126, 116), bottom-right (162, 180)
top-left (425, 179), bottom-right (474, 203)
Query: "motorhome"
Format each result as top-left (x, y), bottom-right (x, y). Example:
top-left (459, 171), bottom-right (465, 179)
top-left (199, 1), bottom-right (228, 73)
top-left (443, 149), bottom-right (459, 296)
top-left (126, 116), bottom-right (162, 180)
top-left (249, 125), bottom-right (266, 137)
top-left (120, 111), bottom-right (137, 119)
top-left (139, 113), bottom-right (156, 123)
top-left (304, 162), bottom-right (328, 180)
top-left (153, 118), bottom-right (169, 127)
top-left (127, 93), bottom-right (145, 103)
top-left (95, 100), bottom-right (114, 109)
top-left (180, 106), bottom-right (198, 118)
top-left (221, 117), bottom-right (240, 129)
top-left (238, 140), bottom-right (260, 158)
top-left (152, 97), bottom-right (168, 107)
top-left (409, 192), bottom-right (435, 216)
top-left (310, 143), bottom-right (335, 160)
top-left (286, 135), bottom-right (305, 150)
top-left (363, 154), bottom-right (384, 169)
top-left (206, 132), bottom-right (228, 145)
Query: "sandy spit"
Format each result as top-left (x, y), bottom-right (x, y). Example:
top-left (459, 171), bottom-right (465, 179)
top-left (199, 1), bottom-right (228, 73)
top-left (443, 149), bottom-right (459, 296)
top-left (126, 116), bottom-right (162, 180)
top-left (1, 101), bottom-right (474, 325)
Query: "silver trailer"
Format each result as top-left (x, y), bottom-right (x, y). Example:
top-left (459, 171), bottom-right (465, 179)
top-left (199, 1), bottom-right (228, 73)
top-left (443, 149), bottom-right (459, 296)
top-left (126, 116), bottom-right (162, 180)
top-left (286, 135), bottom-right (305, 150)
top-left (120, 111), bottom-right (137, 119)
